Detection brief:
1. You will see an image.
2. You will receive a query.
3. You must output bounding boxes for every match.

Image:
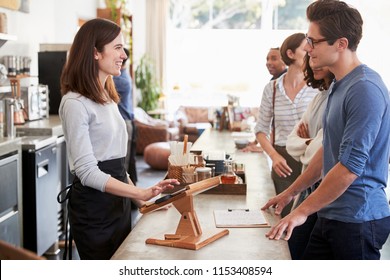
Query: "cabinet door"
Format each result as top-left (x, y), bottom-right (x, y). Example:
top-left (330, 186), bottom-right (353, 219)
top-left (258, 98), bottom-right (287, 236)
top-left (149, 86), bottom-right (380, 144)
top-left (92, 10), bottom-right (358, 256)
top-left (35, 143), bottom-right (58, 256)
top-left (0, 211), bottom-right (20, 246)
top-left (0, 153), bottom-right (18, 213)
top-left (0, 153), bottom-right (20, 246)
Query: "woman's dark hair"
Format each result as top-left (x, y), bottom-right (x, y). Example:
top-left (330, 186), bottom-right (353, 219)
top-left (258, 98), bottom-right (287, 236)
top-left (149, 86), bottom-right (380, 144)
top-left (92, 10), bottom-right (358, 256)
top-left (303, 54), bottom-right (334, 91)
top-left (306, 0), bottom-right (363, 51)
top-left (60, 18), bottom-right (121, 104)
top-left (280, 33), bottom-right (306, 66)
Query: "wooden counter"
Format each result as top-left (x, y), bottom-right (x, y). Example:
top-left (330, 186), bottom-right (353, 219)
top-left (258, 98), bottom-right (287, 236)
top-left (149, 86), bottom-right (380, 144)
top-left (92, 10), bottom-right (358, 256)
top-left (111, 129), bottom-right (291, 260)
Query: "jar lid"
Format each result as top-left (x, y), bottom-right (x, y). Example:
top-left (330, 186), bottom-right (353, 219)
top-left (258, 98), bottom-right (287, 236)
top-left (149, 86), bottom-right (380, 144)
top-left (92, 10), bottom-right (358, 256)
top-left (195, 167), bottom-right (212, 173)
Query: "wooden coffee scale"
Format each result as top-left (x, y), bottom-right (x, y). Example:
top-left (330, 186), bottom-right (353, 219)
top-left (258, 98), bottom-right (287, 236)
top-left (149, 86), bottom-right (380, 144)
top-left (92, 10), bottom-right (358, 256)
top-left (139, 176), bottom-right (229, 250)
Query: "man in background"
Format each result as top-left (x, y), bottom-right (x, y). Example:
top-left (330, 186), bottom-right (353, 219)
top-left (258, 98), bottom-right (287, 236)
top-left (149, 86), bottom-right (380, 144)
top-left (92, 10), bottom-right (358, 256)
top-left (266, 47), bottom-right (287, 80)
top-left (242, 47), bottom-right (287, 153)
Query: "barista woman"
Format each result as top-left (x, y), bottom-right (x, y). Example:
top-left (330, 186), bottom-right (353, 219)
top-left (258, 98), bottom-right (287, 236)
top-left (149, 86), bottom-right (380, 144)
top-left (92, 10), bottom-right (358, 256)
top-left (59, 18), bottom-right (178, 260)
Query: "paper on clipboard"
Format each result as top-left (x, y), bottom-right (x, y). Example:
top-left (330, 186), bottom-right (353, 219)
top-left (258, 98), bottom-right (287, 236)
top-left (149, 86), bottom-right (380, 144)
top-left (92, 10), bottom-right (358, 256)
top-left (213, 209), bottom-right (270, 228)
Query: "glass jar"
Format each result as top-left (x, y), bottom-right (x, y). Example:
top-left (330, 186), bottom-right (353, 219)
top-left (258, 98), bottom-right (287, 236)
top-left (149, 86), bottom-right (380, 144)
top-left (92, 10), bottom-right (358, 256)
top-left (182, 171), bottom-right (197, 184)
top-left (195, 167), bottom-right (212, 181)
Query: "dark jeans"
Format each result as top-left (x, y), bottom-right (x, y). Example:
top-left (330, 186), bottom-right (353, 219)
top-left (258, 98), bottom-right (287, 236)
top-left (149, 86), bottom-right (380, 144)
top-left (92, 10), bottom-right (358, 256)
top-left (128, 119), bottom-right (138, 184)
top-left (125, 119), bottom-right (138, 184)
top-left (288, 212), bottom-right (318, 260)
top-left (302, 216), bottom-right (390, 260)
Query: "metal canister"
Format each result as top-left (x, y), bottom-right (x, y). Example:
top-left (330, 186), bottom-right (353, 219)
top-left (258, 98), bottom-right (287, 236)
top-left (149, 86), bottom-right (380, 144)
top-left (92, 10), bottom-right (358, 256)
top-left (15, 56), bottom-right (21, 75)
top-left (6, 56), bottom-right (16, 76)
top-left (23, 56), bottom-right (31, 75)
top-left (196, 167), bottom-right (212, 181)
top-left (3, 98), bottom-right (15, 138)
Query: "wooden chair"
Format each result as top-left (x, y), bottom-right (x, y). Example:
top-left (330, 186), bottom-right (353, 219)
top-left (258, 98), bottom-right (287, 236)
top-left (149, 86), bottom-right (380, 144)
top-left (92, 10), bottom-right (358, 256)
top-left (134, 107), bottom-right (179, 154)
top-left (0, 240), bottom-right (46, 260)
top-left (175, 106), bottom-right (212, 143)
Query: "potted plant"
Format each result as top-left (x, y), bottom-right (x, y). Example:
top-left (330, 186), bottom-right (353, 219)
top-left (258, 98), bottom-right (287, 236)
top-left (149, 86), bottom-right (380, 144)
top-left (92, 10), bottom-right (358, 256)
top-left (135, 55), bottom-right (160, 112)
top-left (105, 0), bottom-right (126, 23)
top-left (97, 0), bottom-right (126, 25)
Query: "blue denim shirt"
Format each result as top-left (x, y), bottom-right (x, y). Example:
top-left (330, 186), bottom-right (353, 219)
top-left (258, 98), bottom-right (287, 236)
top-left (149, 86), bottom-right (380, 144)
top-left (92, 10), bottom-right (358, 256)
top-left (113, 69), bottom-right (134, 121)
top-left (320, 65), bottom-right (390, 223)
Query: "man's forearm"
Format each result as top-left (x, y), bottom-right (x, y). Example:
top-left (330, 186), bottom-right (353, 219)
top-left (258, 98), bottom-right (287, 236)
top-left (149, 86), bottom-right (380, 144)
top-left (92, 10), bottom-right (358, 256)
top-left (296, 162), bottom-right (358, 216)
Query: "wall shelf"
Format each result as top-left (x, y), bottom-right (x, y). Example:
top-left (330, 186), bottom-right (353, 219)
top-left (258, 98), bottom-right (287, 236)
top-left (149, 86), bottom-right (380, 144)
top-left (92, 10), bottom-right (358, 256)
top-left (0, 32), bottom-right (17, 48)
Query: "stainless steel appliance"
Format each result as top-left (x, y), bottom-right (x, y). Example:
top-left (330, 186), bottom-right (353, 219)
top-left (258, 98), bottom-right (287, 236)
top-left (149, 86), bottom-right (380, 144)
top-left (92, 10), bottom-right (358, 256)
top-left (19, 84), bottom-right (49, 121)
top-left (1, 84), bottom-right (49, 121)
top-left (21, 136), bottom-right (58, 256)
top-left (2, 97), bottom-right (15, 137)
top-left (0, 151), bottom-right (22, 246)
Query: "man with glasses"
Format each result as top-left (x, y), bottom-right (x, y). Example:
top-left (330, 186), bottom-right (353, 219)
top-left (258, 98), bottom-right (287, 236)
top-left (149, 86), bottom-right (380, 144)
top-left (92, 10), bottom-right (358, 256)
top-left (262, 0), bottom-right (390, 260)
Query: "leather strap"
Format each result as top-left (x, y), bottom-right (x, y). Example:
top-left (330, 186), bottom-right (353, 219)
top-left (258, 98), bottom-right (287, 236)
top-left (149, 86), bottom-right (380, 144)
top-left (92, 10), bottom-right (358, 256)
top-left (271, 80), bottom-right (277, 147)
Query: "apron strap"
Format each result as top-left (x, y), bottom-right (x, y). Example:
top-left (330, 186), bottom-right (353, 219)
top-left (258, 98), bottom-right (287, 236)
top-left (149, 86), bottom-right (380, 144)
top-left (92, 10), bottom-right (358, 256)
top-left (56, 178), bottom-right (80, 260)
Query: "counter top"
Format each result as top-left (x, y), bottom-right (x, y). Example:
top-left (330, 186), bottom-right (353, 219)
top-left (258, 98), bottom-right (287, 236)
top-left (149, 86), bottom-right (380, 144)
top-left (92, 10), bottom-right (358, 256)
top-left (112, 129), bottom-right (291, 260)
top-left (15, 115), bottom-right (63, 137)
top-left (0, 115), bottom-right (62, 155)
top-left (20, 136), bottom-right (58, 151)
top-left (0, 137), bottom-right (22, 156)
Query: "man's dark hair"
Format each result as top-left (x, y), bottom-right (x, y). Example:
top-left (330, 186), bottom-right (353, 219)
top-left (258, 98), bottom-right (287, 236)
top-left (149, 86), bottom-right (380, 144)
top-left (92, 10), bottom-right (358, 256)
top-left (306, 0), bottom-right (363, 51)
top-left (123, 48), bottom-right (130, 65)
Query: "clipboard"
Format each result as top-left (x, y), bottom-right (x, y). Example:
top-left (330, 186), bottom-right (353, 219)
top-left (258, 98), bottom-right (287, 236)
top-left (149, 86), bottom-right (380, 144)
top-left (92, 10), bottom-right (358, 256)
top-left (213, 209), bottom-right (271, 228)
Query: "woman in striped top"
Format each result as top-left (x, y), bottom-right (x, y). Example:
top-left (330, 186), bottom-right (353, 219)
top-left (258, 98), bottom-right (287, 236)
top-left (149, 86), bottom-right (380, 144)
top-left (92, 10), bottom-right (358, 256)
top-left (254, 33), bottom-right (319, 217)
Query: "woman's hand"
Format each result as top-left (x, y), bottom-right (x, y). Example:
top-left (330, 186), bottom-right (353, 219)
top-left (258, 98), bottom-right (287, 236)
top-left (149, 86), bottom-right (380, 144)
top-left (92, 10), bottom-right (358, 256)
top-left (142, 179), bottom-right (180, 201)
top-left (297, 122), bottom-right (310, 139)
top-left (261, 190), bottom-right (295, 216)
top-left (242, 144), bottom-right (263, 153)
top-left (270, 152), bottom-right (292, 178)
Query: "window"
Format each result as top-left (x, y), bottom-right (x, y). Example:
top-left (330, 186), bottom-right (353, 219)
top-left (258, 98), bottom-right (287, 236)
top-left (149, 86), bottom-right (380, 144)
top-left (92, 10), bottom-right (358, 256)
top-left (166, 0), bottom-right (390, 110)
top-left (170, 0), bottom-right (311, 30)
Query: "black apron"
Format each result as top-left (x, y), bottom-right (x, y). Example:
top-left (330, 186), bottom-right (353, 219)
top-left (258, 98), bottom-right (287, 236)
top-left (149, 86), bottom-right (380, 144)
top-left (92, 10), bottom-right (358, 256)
top-left (68, 157), bottom-right (132, 260)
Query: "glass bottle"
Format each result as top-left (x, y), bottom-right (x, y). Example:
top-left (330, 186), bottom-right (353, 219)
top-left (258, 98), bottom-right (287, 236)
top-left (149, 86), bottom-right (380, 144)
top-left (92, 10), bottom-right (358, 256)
top-left (221, 160), bottom-right (237, 184)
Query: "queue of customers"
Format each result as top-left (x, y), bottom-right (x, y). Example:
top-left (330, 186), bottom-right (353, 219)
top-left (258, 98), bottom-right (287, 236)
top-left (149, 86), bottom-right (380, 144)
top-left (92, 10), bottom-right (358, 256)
top-left (259, 0), bottom-right (390, 260)
top-left (58, 0), bottom-right (389, 260)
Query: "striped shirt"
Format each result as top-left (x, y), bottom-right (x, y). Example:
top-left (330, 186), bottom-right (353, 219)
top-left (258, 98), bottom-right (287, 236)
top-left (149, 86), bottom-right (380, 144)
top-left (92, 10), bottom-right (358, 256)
top-left (254, 73), bottom-right (319, 146)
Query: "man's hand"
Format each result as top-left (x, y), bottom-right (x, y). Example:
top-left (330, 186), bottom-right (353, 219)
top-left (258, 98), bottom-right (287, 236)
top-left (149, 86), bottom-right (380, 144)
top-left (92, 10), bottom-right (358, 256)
top-left (265, 210), bottom-right (307, 241)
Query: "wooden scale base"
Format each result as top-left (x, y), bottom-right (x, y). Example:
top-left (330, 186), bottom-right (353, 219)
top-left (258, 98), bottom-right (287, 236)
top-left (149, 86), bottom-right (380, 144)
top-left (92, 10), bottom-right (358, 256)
top-left (140, 177), bottom-right (229, 250)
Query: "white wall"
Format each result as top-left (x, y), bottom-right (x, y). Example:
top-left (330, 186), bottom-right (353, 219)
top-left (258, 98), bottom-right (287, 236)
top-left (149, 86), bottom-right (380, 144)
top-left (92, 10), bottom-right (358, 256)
top-left (0, 0), bottom-right (98, 80)
top-left (0, 0), bottom-right (147, 85)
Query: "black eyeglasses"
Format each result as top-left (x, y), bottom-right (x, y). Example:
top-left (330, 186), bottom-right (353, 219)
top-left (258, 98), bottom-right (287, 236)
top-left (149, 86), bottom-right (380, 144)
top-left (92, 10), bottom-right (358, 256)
top-left (305, 34), bottom-right (329, 49)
